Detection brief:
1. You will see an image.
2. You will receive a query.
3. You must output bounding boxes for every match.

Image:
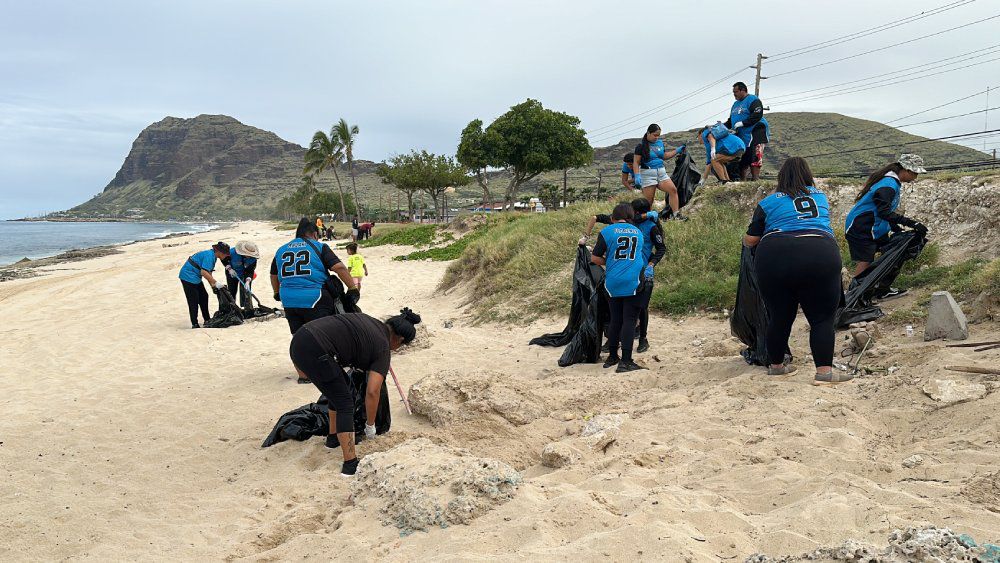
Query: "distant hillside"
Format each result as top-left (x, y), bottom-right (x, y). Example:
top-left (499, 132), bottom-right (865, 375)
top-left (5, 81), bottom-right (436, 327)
top-left (61, 112), bottom-right (991, 219)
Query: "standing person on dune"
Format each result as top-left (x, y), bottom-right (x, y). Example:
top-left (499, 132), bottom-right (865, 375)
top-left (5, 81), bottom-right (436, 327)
top-left (289, 308), bottom-right (422, 476)
top-left (178, 242), bottom-right (230, 329)
top-left (632, 124), bottom-right (686, 218)
top-left (724, 82), bottom-right (770, 181)
top-left (271, 217), bottom-right (360, 383)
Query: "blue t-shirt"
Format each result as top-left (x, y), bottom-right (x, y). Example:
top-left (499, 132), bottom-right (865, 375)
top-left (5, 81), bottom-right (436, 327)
top-left (729, 94), bottom-right (770, 145)
top-left (635, 139), bottom-right (666, 169)
top-left (748, 186), bottom-right (833, 237)
top-left (701, 129), bottom-right (747, 163)
top-left (229, 249), bottom-right (257, 279)
top-left (595, 223), bottom-right (646, 297)
top-left (179, 249), bottom-right (217, 284)
top-left (635, 218), bottom-right (657, 263)
top-left (621, 162), bottom-right (635, 179)
top-left (845, 175), bottom-right (901, 240)
top-left (274, 238), bottom-right (330, 309)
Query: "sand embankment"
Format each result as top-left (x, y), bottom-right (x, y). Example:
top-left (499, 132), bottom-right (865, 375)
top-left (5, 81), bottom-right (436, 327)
top-left (1, 221), bottom-right (998, 561)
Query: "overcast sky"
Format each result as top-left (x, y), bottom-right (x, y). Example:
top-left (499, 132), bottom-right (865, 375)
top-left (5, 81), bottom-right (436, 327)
top-left (2, 0), bottom-right (998, 218)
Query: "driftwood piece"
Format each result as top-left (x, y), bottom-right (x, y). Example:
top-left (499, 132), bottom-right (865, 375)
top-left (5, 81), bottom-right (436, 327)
top-left (945, 365), bottom-right (1000, 375)
top-left (945, 340), bottom-right (1000, 348)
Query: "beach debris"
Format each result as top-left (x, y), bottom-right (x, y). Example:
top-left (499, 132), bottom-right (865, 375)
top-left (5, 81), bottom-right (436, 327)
top-left (351, 438), bottom-right (521, 534)
top-left (540, 442), bottom-right (580, 468)
top-left (745, 525), bottom-right (1000, 562)
top-left (945, 365), bottom-right (1000, 376)
top-left (902, 454), bottom-right (924, 469)
top-left (924, 291), bottom-right (969, 341)
top-left (580, 413), bottom-right (629, 452)
top-left (946, 340), bottom-right (1000, 348)
top-left (921, 379), bottom-right (987, 405)
top-left (443, 320), bottom-right (454, 328)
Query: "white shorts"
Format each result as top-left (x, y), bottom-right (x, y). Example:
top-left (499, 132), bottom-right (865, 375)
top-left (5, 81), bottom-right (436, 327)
top-left (640, 167), bottom-right (668, 188)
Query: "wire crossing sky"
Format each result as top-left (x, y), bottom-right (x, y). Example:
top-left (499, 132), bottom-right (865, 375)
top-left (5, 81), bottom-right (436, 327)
top-left (1, 0), bottom-right (998, 218)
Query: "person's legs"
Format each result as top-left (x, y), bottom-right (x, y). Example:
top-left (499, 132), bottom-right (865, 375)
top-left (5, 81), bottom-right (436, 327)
top-left (182, 281), bottom-right (200, 326)
top-left (227, 277), bottom-right (239, 304)
top-left (738, 140), bottom-right (756, 180)
top-left (353, 276), bottom-right (363, 291)
top-left (749, 143), bottom-right (767, 180)
top-left (710, 156), bottom-right (733, 182)
top-left (754, 239), bottom-right (800, 367)
top-left (196, 282), bottom-right (210, 322)
top-left (606, 297), bottom-right (624, 363)
top-left (619, 294), bottom-right (642, 362)
top-left (289, 331), bottom-right (357, 464)
top-left (846, 234), bottom-right (877, 277)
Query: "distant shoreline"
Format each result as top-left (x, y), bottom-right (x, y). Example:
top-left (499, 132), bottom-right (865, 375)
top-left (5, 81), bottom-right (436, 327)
top-left (11, 217), bottom-right (231, 223)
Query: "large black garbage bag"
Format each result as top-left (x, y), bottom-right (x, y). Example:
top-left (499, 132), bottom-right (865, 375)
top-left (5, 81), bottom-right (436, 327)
top-left (666, 152), bottom-right (702, 212)
top-left (349, 368), bottom-right (391, 436)
top-left (730, 245), bottom-right (790, 366)
top-left (836, 230), bottom-right (927, 328)
top-left (205, 287), bottom-right (244, 328)
top-left (530, 244), bottom-right (608, 367)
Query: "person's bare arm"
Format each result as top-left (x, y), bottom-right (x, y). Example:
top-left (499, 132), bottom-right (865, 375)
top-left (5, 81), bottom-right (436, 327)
top-left (621, 173), bottom-right (631, 190)
top-left (363, 264), bottom-right (368, 276)
top-left (200, 269), bottom-right (220, 287)
top-left (364, 370), bottom-right (386, 426)
top-left (632, 154), bottom-right (642, 178)
top-left (743, 235), bottom-right (761, 247)
top-left (332, 262), bottom-right (357, 290)
top-left (270, 274), bottom-right (280, 294)
top-left (591, 255), bottom-right (606, 266)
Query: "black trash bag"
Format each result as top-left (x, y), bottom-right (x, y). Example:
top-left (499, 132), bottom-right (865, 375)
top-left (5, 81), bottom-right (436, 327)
top-left (836, 230), bottom-right (927, 328)
top-left (205, 287), bottom-right (244, 328)
top-left (325, 277), bottom-right (363, 315)
top-left (730, 245), bottom-right (791, 366)
top-left (530, 244), bottom-right (608, 367)
top-left (324, 368), bottom-right (392, 448)
top-left (662, 152), bottom-right (702, 217)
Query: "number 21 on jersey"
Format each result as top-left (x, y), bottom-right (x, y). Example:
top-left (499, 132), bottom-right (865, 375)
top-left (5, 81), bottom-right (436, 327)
top-left (614, 236), bottom-right (638, 260)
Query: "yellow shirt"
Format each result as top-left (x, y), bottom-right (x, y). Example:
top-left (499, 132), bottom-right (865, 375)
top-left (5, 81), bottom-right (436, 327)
top-left (347, 254), bottom-right (365, 277)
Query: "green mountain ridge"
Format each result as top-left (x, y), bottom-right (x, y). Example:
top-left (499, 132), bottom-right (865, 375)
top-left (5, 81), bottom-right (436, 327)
top-left (61, 112), bottom-right (990, 220)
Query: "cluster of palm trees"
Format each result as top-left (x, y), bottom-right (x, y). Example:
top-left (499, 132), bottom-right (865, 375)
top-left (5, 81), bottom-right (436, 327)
top-left (303, 118), bottom-right (361, 218)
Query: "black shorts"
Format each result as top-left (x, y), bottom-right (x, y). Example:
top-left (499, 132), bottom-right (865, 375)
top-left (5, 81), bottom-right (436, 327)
top-left (284, 290), bottom-right (336, 334)
top-left (846, 233), bottom-right (890, 263)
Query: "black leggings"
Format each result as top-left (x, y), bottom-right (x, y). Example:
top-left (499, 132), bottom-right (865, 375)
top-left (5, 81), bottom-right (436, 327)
top-left (227, 277), bottom-right (252, 309)
top-left (607, 291), bottom-right (649, 361)
top-left (638, 283), bottom-right (652, 338)
top-left (181, 280), bottom-right (210, 325)
top-left (289, 329), bottom-right (354, 434)
top-left (754, 234), bottom-right (842, 367)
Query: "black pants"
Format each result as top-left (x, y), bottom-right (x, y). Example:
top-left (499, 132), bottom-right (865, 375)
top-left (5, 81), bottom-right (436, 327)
top-left (754, 234), bottom-right (842, 367)
top-left (284, 290), bottom-right (336, 334)
top-left (289, 329), bottom-right (354, 434)
top-left (226, 277), bottom-right (252, 309)
top-left (181, 280), bottom-right (210, 326)
top-left (607, 291), bottom-right (649, 361)
top-left (638, 283), bottom-right (652, 339)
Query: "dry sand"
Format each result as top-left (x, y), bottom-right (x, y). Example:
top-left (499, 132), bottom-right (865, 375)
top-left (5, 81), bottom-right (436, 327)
top-left (1, 221), bottom-right (998, 561)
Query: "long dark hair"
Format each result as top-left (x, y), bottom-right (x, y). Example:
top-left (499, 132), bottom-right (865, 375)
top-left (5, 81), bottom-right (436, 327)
top-left (776, 157), bottom-right (814, 197)
top-left (623, 152), bottom-right (634, 163)
top-left (295, 217), bottom-right (319, 239)
top-left (611, 202), bottom-right (635, 221)
top-left (639, 123), bottom-right (660, 163)
top-left (856, 162), bottom-right (905, 202)
top-left (386, 307), bottom-right (422, 344)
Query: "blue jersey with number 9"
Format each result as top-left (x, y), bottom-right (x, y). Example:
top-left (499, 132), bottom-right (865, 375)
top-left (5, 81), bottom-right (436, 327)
top-left (759, 186), bottom-right (833, 235)
top-left (600, 223), bottom-right (646, 297)
top-left (274, 238), bottom-right (329, 308)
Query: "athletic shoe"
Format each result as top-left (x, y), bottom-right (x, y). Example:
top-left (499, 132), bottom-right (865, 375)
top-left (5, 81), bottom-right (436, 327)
top-left (191, 323), bottom-right (200, 329)
top-left (637, 338), bottom-right (650, 353)
top-left (325, 434), bottom-right (340, 449)
top-left (296, 377), bottom-right (312, 384)
top-left (672, 213), bottom-right (689, 221)
top-left (602, 355), bottom-right (620, 368)
top-left (616, 359), bottom-right (645, 373)
top-left (767, 364), bottom-right (797, 376)
top-left (877, 288), bottom-right (907, 300)
top-left (813, 371), bottom-right (855, 386)
top-left (341, 457), bottom-right (359, 477)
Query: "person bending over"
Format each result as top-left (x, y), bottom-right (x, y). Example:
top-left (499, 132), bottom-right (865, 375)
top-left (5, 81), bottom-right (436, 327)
top-left (700, 123), bottom-right (746, 184)
top-left (226, 240), bottom-right (260, 310)
top-left (591, 203), bottom-right (649, 373)
top-left (271, 217), bottom-right (359, 383)
top-left (744, 157), bottom-right (849, 386)
top-left (620, 152), bottom-right (637, 192)
top-left (844, 154), bottom-right (928, 297)
top-left (178, 242), bottom-right (230, 328)
top-left (289, 308), bottom-right (421, 476)
top-left (725, 82), bottom-right (770, 181)
top-left (632, 123), bottom-right (686, 218)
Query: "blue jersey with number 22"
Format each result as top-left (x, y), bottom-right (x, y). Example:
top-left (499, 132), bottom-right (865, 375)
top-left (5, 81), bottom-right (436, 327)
top-left (600, 223), bottom-right (645, 297)
top-left (274, 238), bottom-right (329, 308)
top-left (759, 186), bottom-right (833, 235)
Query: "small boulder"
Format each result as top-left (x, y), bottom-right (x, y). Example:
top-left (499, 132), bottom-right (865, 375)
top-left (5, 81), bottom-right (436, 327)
top-left (924, 291), bottom-right (969, 341)
top-left (902, 454), bottom-right (924, 468)
top-left (540, 442), bottom-right (580, 468)
top-left (922, 379), bottom-right (987, 405)
top-left (581, 413), bottom-right (629, 452)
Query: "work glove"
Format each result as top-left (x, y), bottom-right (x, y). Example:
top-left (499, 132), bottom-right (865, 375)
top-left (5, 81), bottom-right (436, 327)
top-left (214, 280), bottom-right (226, 290)
top-left (364, 423), bottom-right (377, 440)
top-left (273, 292), bottom-right (281, 302)
top-left (346, 287), bottom-right (361, 306)
top-left (245, 277), bottom-right (252, 287)
top-left (578, 235), bottom-right (588, 246)
top-left (225, 265), bottom-right (237, 278)
top-left (634, 176), bottom-right (643, 189)
top-left (733, 121), bottom-right (744, 130)
top-left (675, 144), bottom-right (686, 155)
top-left (646, 210), bottom-right (659, 222)
top-left (644, 265), bottom-right (655, 280)
top-left (912, 222), bottom-right (928, 235)
top-left (710, 149), bottom-right (717, 160)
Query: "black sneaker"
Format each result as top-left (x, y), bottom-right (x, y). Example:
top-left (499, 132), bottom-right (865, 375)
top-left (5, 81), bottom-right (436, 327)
top-left (191, 323), bottom-right (200, 329)
top-left (672, 212), bottom-right (689, 221)
top-left (341, 457), bottom-right (359, 477)
top-left (602, 355), bottom-right (620, 368)
top-left (325, 434), bottom-right (340, 449)
top-left (616, 359), bottom-right (645, 373)
top-left (600, 341), bottom-right (610, 353)
top-left (296, 377), bottom-right (312, 384)
top-left (877, 288), bottom-right (907, 300)
top-left (637, 338), bottom-right (650, 353)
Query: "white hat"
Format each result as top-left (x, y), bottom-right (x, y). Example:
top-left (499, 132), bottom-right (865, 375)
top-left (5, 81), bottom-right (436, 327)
top-left (235, 240), bottom-right (260, 259)
top-left (898, 154), bottom-right (927, 174)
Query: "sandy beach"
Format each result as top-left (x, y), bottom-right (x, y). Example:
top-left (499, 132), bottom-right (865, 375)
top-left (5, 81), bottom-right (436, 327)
top-left (1, 221), bottom-right (998, 561)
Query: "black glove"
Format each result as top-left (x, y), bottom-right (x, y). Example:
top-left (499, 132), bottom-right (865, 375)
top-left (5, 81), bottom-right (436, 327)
top-left (273, 292), bottom-right (281, 302)
top-left (346, 287), bottom-right (361, 305)
top-left (912, 222), bottom-right (928, 235)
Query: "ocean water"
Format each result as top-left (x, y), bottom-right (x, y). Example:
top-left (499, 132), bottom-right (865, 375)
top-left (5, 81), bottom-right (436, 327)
top-left (0, 221), bottom-right (218, 267)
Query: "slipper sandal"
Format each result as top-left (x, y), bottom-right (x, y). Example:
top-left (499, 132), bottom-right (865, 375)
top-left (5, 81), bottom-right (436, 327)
top-left (296, 377), bottom-right (312, 384)
top-left (813, 371), bottom-right (854, 386)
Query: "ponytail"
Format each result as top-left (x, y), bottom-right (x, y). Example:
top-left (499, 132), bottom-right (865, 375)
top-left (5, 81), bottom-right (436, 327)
top-left (386, 307), bottom-right (422, 344)
top-left (856, 163), bottom-right (905, 202)
top-left (295, 217), bottom-right (319, 239)
top-left (639, 123), bottom-right (660, 165)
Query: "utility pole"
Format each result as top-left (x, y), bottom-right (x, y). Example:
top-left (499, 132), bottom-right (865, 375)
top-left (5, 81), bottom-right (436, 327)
top-left (986, 86), bottom-right (991, 153)
top-left (751, 53), bottom-right (768, 96)
top-left (562, 169), bottom-right (568, 210)
top-left (596, 168), bottom-right (603, 200)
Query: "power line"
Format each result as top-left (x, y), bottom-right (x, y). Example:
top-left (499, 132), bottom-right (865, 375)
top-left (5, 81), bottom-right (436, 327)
top-left (589, 93), bottom-right (732, 145)
top-left (767, 12), bottom-right (1000, 79)
top-left (799, 128), bottom-right (1000, 158)
top-left (894, 105), bottom-right (1000, 128)
top-left (767, 0), bottom-right (977, 61)
top-left (886, 85), bottom-right (996, 123)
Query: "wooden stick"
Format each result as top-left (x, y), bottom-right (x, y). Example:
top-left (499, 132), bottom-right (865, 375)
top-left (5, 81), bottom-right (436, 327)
top-left (388, 366), bottom-right (413, 415)
top-left (973, 343), bottom-right (1000, 352)
top-left (945, 365), bottom-right (1000, 375)
top-left (945, 340), bottom-right (1000, 348)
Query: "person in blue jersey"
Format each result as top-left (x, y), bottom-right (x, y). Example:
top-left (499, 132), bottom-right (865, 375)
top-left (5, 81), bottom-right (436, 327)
top-left (225, 240), bottom-right (261, 309)
top-left (620, 153), bottom-right (637, 192)
top-left (724, 82), bottom-right (770, 181)
top-left (178, 242), bottom-right (230, 329)
top-left (744, 157), bottom-right (850, 386)
top-left (591, 203), bottom-right (650, 373)
top-left (632, 124), bottom-right (686, 218)
top-left (700, 124), bottom-right (746, 184)
top-left (845, 155), bottom-right (928, 293)
top-left (583, 199), bottom-right (665, 353)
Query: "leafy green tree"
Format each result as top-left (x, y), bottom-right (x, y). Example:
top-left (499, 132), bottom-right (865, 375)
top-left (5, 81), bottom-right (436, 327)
top-left (311, 190), bottom-right (355, 217)
top-left (377, 150), bottom-right (470, 222)
top-left (333, 118), bottom-right (362, 215)
top-left (459, 99), bottom-right (592, 210)
top-left (456, 119), bottom-right (493, 207)
top-left (303, 129), bottom-right (347, 216)
top-left (538, 183), bottom-right (560, 211)
top-left (376, 156), bottom-right (421, 221)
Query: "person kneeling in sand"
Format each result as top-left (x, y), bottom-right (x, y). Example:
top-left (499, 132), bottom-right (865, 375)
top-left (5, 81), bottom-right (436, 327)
top-left (288, 308), bottom-right (422, 476)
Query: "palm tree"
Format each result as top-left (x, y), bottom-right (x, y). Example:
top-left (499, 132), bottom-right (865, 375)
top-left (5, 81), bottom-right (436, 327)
top-left (333, 118), bottom-right (362, 215)
top-left (303, 129), bottom-right (348, 217)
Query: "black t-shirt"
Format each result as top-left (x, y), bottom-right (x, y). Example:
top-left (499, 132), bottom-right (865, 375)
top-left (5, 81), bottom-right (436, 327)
top-left (301, 313), bottom-right (392, 375)
top-left (269, 241), bottom-right (341, 275)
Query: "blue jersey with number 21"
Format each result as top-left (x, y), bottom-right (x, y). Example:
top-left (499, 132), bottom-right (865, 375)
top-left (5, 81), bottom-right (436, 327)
top-left (600, 223), bottom-right (645, 297)
top-left (759, 186), bottom-right (833, 235)
top-left (274, 238), bottom-right (329, 308)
